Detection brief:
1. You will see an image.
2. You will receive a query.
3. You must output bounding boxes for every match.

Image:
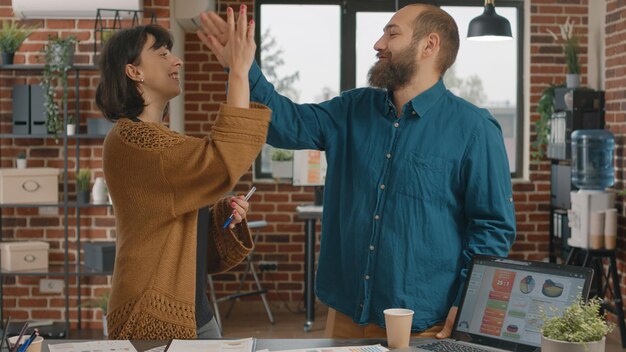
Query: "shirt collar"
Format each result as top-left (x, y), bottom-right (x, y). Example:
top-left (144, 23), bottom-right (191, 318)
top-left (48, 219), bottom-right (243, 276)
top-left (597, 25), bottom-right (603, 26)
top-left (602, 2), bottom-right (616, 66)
top-left (384, 79), bottom-right (447, 118)
top-left (409, 79), bottom-right (447, 118)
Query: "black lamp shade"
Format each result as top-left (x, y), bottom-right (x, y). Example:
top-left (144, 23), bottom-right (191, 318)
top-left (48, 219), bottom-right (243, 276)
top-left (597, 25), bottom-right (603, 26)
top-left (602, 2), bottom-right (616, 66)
top-left (467, 3), bottom-right (512, 41)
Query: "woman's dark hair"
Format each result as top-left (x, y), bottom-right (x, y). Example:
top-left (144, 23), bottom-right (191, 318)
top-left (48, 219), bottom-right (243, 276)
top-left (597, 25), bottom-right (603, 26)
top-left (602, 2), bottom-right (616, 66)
top-left (96, 24), bottom-right (173, 122)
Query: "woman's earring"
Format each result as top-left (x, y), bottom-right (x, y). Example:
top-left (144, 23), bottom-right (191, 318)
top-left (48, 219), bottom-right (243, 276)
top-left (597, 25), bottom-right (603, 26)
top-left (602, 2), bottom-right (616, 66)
top-left (140, 78), bottom-right (144, 83)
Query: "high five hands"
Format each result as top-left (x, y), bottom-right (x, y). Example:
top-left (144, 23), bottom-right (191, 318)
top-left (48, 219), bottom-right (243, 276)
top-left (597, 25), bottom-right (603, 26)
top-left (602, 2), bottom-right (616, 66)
top-left (197, 5), bottom-right (249, 70)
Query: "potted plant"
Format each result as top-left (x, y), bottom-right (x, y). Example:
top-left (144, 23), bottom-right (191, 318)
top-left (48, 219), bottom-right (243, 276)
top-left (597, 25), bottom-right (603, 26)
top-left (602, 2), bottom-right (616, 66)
top-left (541, 297), bottom-right (615, 352)
top-left (66, 114), bottom-right (76, 136)
top-left (270, 148), bottom-right (294, 179)
top-left (547, 17), bottom-right (580, 88)
top-left (15, 151), bottom-right (26, 169)
top-left (531, 83), bottom-right (564, 161)
top-left (0, 20), bottom-right (37, 65)
top-left (81, 291), bottom-right (109, 336)
top-left (76, 169), bottom-right (91, 204)
top-left (40, 35), bottom-right (78, 136)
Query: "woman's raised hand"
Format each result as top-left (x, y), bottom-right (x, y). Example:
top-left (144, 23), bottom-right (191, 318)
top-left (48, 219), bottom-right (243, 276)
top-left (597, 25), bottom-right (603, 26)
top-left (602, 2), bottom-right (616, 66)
top-left (197, 5), bottom-right (254, 72)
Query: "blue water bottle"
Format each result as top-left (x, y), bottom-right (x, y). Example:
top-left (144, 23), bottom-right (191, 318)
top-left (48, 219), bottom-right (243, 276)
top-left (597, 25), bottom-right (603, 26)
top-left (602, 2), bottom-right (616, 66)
top-left (571, 129), bottom-right (615, 190)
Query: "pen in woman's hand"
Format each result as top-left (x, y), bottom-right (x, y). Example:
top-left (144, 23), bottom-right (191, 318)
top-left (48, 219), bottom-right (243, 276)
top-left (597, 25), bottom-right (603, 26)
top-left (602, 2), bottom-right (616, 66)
top-left (222, 186), bottom-right (256, 229)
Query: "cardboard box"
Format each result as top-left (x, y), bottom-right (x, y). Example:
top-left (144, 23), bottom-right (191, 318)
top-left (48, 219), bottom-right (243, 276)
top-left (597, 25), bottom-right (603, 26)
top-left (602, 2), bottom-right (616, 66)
top-left (83, 241), bottom-right (116, 272)
top-left (0, 168), bottom-right (59, 204)
top-left (0, 241), bottom-right (49, 271)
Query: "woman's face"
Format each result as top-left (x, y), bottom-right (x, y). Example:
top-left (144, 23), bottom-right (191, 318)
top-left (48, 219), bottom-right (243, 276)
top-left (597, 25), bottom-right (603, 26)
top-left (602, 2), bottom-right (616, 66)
top-left (133, 34), bottom-right (183, 103)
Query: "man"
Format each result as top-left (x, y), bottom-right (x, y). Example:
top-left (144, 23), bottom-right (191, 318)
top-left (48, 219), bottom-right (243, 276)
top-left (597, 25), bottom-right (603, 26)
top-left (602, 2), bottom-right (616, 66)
top-left (198, 3), bottom-right (516, 339)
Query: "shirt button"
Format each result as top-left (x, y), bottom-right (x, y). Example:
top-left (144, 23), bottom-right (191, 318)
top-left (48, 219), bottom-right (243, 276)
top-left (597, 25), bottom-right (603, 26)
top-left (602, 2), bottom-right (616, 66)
top-left (364, 275), bottom-right (370, 280)
top-left (380, 184), bottom-right (385, 190)
top-left (369, 245), bottom-right (375, 251)
top-left (411, 111), bottom-right (417, 115)
top-left (374, 215), bottom-right (380, 220)
top-left (386, 153), bottom-right (391, 159)
top-left (393, 122), bottom-right (400, 128)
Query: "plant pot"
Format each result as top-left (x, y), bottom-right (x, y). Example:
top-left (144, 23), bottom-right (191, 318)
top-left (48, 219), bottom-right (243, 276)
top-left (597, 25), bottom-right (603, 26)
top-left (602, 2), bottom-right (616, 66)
top-left (16, 159), bottom-right (26, 169)
top-left (566, 73), bottom-right (580, 88)
top-left (541, 335), bottom-right (605, 352)
top-left (49, 42), bottom-right (75, 67)
top-left (67, 124), bottom-right (76, 136)
top-left (102, 314), bottom-right (108, 337)
top-left (77, 190), bottom-right (90, 204)
top-left (92, 177), bottom-right (107, 204)
top-left (1, 52), bottom-right (14, 65)
top-left (271, 160), bottom-right (293, 179)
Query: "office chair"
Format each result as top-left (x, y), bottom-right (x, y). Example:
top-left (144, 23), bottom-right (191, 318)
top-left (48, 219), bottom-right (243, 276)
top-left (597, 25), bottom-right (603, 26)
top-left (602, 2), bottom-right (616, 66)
top-left (207, 220), bottom-right (275, 333)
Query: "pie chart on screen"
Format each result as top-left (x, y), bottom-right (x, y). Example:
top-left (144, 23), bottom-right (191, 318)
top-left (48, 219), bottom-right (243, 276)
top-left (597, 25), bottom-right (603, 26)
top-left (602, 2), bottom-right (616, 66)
top-left (519, 275), bottom-right (535, 294)
top-left (542, 279), bottom-right (564, 298)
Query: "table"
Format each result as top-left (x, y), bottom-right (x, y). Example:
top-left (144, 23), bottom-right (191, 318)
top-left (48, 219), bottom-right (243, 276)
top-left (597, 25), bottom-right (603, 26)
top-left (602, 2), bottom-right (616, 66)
top-left (43, 338), bottom-right (388, 352)
top-left (295, 205), bottom-right (323, 332)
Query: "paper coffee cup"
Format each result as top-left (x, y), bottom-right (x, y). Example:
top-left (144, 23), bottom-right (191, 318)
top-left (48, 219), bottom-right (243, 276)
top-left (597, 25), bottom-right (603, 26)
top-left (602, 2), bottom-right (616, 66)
top-left (8, 335), bottom-right (44, 352)
top-left (589, 211), bottom-right (605, 249)
top-left (384, 308), bottom-right (414, 349)
top-left (604, 208), bottom-right (618, 250)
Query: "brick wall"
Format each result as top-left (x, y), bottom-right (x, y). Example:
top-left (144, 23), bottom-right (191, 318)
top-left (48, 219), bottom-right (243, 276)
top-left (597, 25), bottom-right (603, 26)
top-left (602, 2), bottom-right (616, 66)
top-left (605, 0), bottom-right (626, 298)
top-left (0, 0), bottom-right (624, 331)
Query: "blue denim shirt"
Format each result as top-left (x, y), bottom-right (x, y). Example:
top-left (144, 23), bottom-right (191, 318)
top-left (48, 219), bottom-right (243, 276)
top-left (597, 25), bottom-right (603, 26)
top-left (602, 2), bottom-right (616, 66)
top-left (249, 62), bottom-right (516, 331)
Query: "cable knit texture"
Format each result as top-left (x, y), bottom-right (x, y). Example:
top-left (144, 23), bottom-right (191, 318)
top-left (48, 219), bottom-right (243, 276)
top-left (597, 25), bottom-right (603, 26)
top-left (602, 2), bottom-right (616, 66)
top-left (103, 104), bottom-right (270, 340)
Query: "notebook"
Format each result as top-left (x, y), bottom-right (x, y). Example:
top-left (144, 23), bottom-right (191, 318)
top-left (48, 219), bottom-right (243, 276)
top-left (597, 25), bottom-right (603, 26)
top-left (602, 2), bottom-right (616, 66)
top-left (412, 255), bottom-right (593, 352)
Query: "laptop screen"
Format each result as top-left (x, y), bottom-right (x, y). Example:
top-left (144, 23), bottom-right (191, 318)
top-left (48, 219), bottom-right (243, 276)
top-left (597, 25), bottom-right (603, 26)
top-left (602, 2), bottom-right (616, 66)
top-left (454, 256), bottom-right (592, 350)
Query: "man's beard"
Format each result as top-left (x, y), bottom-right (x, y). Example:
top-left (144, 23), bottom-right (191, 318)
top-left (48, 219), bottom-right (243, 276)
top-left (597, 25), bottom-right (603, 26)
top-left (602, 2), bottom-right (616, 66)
top-left (367, 45), bottom-right (418, 91)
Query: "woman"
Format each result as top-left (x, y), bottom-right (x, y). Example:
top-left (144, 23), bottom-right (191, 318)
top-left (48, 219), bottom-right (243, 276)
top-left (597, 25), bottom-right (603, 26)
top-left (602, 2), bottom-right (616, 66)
top-left (96, 6), bottom-right (268, 339)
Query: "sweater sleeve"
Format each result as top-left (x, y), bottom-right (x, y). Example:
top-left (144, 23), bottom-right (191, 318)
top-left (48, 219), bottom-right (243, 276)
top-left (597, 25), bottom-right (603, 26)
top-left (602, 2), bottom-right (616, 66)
top-left (206, 197), bottom-right (254, 275)
top-left (161, 104), bottom-right (270, 216)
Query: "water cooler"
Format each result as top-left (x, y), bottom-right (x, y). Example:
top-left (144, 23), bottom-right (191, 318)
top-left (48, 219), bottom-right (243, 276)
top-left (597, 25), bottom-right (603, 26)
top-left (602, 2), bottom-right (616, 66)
top-left (567, 129), bottom-right (615, 249)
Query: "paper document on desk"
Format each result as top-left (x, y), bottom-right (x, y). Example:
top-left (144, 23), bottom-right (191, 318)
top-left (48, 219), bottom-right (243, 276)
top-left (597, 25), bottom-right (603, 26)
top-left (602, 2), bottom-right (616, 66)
top-left (48, 340), bottom-right (137, 352)
top-left (266, 344), bottom-right (388, 352)
top-left (166, 337), bottom-right (255, 352)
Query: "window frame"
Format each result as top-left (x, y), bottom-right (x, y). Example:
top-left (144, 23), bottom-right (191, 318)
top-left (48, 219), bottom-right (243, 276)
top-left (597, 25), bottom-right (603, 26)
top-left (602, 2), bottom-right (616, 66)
top-left (253, 0), bottom-right (524, 179)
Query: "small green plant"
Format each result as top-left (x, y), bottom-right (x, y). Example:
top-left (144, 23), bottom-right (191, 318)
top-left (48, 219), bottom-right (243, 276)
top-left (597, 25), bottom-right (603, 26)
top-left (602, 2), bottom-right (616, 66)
top-left (67, 114), bottom-right (76, 125)
top-left (271, 148), bottom-right (294, 161)
top-left (542, 297), bottom-right (614, 343)
top-left (17, 151), bottom-right (26, 159)
top-left (76, 169), bottom-right (91, 192)
top-left (547, 17), bottom-right (580, 74)
top-left (81, 291), bottom-right (109, 314)
top-left (0, 20), bottom-right (37, 53)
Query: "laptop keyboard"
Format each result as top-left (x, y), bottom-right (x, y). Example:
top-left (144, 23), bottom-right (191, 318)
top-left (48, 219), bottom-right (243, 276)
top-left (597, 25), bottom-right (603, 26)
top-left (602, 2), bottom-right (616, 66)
top-left (419, 340), bottom-right (495, 352)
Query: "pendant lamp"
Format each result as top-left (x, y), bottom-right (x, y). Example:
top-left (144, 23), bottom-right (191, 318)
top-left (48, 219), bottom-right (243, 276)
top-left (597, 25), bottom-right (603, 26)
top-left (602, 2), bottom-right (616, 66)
top-left (467, 0), bottom-right (512, 41)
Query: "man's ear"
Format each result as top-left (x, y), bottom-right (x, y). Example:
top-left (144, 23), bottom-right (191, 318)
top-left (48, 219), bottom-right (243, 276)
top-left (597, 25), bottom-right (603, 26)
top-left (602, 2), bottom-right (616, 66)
top-left (421, 32), bottom-right (440, 59)
top-left (125, 64), bottom-right (143, 83)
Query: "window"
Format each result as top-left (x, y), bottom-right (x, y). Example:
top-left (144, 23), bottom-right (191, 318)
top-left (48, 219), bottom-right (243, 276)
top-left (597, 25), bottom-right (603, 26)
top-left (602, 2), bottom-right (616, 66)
top-left (254, 3), bottom-right (340, 179)
top-left (254, 0), bottom-right (524, 179)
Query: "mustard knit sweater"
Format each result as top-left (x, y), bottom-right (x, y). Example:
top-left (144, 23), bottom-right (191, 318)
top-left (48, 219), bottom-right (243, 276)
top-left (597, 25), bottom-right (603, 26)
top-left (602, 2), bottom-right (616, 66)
top-left (103, 104), bottom-right (270, 340)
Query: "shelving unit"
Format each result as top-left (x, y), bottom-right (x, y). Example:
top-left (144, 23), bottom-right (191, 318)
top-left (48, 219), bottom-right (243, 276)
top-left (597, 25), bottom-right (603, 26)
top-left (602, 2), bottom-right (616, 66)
top-left (548, 87), bottom-right (605, 263)
top-left (0, 64), bottom-right (111, 336)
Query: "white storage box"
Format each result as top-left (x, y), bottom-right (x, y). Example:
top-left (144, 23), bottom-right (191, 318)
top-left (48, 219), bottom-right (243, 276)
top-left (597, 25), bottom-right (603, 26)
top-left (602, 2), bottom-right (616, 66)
top-left (0, 168), bottom-right (59, 204)
top-left (0, 241), bottom-right (49, 271)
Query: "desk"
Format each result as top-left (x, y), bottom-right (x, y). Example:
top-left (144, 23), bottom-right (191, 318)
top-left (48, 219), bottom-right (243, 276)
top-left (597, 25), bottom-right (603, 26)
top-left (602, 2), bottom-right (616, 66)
top-left (43, 338), bottom-right (387, 352)
top-left (295, 205), bottom-right (323, 332)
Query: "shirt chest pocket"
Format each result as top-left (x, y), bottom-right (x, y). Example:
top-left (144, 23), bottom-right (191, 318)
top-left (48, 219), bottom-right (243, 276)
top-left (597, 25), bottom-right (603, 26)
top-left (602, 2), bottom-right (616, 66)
top-left (395, 153), bottom-right (449, 202)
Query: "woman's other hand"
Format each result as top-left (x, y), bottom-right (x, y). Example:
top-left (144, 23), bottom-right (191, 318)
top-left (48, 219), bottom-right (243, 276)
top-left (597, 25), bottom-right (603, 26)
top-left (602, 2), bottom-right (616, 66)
top-left (227, 194), bottom-right (250, 229)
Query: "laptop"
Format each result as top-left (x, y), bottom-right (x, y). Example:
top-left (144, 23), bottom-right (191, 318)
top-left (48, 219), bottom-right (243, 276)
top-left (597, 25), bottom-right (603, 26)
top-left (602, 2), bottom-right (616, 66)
top-left (412, 255), bottom-right (593, 352)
